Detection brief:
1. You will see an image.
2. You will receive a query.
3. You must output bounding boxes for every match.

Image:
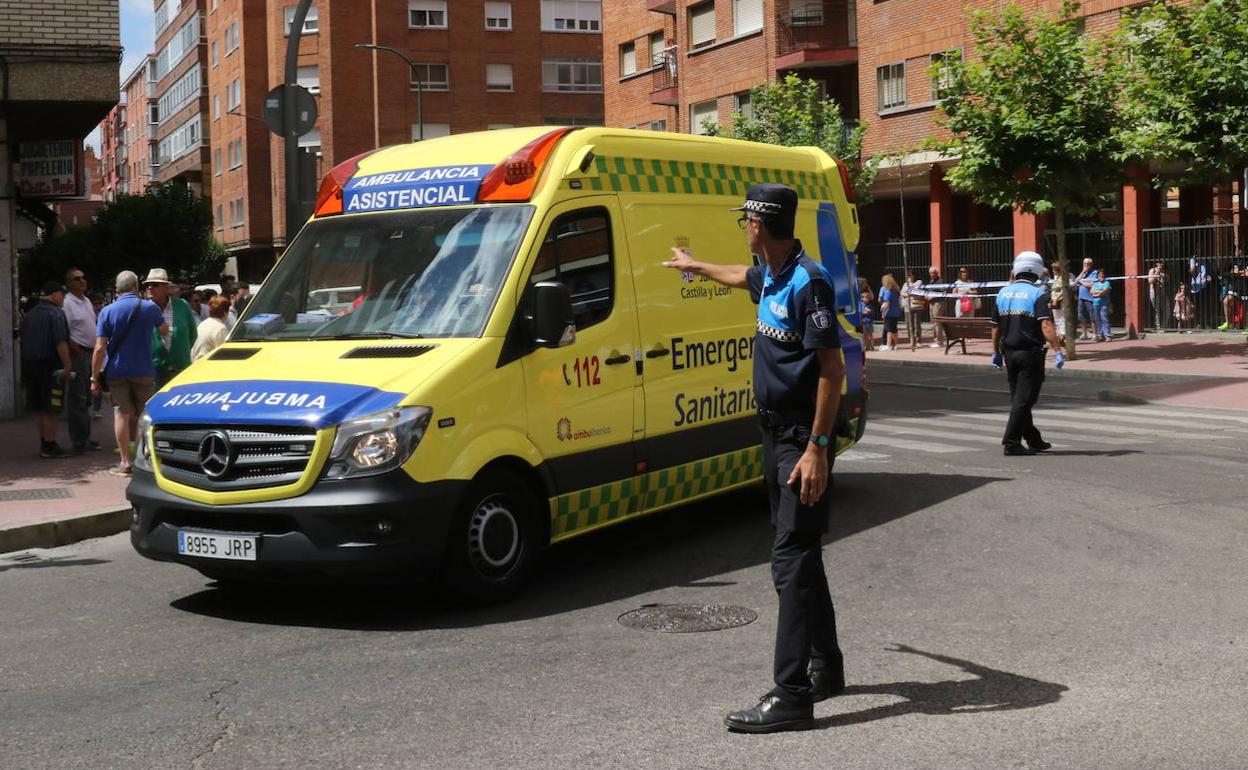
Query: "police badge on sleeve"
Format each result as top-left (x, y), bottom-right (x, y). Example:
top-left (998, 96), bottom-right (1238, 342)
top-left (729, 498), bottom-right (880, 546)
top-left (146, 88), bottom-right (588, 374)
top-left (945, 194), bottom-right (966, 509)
top-left (812, 309), bottom-right (832, 329)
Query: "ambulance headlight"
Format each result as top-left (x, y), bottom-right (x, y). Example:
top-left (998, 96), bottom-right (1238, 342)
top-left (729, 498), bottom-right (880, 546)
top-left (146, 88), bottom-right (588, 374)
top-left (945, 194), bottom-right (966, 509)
top-left (133, 412), bottom-right (154, 471)
top-left (325, 406), bottom-right (432, 479)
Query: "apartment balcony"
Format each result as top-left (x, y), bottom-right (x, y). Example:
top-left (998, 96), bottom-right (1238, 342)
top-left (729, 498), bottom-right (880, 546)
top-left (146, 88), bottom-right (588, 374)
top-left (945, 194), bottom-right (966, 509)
top-left (650, 65), bottom-right (678, 106)
top-left (646, 0), bottom-right (676, 14)
top-left (775, 0), bottom-right (858, 70)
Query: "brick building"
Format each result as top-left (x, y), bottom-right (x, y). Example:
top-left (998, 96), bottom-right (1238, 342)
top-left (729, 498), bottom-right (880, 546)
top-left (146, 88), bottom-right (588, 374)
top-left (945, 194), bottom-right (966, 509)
top-left (153, 0), bottom-right (212, 194)
top-left (0, 0), bottom-right (121, 417)
top-left (603, 0), bottom-right (857, 134)
top-left (100, 56), bottom-right (158, 201)
top-left (205, 0), bottom-right (606, 280)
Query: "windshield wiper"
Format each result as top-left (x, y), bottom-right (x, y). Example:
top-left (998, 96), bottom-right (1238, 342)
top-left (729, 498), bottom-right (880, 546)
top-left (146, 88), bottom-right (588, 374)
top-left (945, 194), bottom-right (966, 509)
top-left (315, 330), bottom-right (424, 340)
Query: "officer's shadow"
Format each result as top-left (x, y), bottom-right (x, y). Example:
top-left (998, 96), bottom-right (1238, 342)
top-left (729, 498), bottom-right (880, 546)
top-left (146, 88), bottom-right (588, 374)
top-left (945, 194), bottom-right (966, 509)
top-left (815, 643), bottom-right (1068, 729)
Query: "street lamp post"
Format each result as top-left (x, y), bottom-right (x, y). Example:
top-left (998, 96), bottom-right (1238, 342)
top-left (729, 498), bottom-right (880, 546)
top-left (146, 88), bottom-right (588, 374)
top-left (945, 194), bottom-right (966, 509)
top-left (355, 43), bottom-right (423, 142)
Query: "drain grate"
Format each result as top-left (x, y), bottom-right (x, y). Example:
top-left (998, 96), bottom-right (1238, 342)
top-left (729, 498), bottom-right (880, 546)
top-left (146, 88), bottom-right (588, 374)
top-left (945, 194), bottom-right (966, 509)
top-left (0, 488), bottom-right (74, 502)
top-left (618, 603), bottom-right (758, 633)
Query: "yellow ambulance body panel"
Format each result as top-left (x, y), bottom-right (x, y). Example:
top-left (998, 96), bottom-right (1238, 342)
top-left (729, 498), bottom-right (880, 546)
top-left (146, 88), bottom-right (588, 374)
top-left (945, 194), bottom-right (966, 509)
top-left (128, 127), bottom-right (868, 601)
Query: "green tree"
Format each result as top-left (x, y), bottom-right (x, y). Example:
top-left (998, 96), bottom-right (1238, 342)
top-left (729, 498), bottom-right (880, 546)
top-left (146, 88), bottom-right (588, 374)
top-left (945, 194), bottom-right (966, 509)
top-left (707, 74), bottom-right (879, 203)
top-left (1115, 0), bottom-right (1248, 184)
top-left (931, 0), bottom-right (1123, 357)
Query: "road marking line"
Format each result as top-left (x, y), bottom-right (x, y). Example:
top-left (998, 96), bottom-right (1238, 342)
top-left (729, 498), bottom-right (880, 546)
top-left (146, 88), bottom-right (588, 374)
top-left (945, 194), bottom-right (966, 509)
top-left (856, 435), bottom-right (974, 454)
top-left (956, 412), bottom-right (1208, 440)
top-left (881, 416), bottom-right (1138, 445)
top-left (836, 449), bottom-right (892, 462)
top-left (869, 423), bottom-right (1007, 444)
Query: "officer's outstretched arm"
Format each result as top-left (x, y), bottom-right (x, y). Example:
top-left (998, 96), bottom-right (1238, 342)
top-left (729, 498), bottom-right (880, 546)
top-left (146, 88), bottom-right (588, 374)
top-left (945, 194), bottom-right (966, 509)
top-left (662, 248), bottom-right (750, 289)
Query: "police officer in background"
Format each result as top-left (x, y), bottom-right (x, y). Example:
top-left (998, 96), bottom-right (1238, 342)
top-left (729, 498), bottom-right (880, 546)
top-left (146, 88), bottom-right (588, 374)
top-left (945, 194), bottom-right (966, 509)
top-left (663, 183), bottom-right (846, 733)
top-left (991, 251), bottom-right (1065, 456)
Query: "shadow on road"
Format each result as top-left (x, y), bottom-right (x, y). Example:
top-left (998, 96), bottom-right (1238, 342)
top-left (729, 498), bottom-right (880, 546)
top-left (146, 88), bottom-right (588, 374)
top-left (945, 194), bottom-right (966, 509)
top-left (0, 557), bottom-right (111, 573)
top-left (170, 471), bottom-right (1008, 631)
top-left (814, 644), bottom-right (1068, 729)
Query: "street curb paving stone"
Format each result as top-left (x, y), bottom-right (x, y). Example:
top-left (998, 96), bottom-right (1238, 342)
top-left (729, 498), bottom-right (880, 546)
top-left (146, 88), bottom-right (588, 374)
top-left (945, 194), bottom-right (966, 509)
top-left (0, 505), bottom-right (132, 555)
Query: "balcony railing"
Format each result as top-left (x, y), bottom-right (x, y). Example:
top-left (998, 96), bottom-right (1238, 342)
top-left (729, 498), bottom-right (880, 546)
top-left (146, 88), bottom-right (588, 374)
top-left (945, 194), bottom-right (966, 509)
top-left (777, 0), bottom-right (857, 58)
top-left (650, 58), bottom-right (679, 105)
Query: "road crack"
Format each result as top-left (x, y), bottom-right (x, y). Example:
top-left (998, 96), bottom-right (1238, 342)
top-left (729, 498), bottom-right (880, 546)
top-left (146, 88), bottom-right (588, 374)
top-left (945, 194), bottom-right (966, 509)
top-left (190, 679), bottom-right (239, 769)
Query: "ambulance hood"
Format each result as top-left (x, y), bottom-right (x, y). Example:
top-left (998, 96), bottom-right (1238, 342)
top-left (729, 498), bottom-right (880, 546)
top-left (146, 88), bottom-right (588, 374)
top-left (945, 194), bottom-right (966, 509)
top-left (144, 339), bottom-right (473, 429)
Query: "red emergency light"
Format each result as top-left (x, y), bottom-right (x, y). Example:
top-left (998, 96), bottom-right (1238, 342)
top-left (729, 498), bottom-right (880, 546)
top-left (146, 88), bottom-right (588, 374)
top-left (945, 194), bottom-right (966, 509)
top-left (314, 148), bottom-right (381, 217)
top-left (477, 127), bottom-right (578, 203)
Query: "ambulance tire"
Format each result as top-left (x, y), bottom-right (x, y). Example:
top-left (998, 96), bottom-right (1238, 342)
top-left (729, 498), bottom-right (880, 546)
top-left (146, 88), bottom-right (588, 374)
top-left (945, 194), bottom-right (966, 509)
top-left (442, 469), bottom-right (542, 605)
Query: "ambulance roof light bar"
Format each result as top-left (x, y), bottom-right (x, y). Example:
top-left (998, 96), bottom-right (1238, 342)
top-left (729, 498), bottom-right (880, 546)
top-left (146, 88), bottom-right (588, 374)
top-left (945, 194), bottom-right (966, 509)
top-left (314, 148), bottom-right (381, 218)
top-left (477, 127), bottom-right (578, 203)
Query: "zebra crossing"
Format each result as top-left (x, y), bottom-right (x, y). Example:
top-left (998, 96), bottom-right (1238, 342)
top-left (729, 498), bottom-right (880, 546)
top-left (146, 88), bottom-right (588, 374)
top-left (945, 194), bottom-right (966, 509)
top-left (842, 402), bottom-right (1247, 460)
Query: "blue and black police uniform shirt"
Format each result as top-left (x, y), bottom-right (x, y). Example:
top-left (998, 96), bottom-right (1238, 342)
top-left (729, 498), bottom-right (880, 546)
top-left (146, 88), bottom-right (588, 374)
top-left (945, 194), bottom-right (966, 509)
top-left (745, 241), bottom-right (841, 414)
top-left (991, 279), bottom-right (1051, 350)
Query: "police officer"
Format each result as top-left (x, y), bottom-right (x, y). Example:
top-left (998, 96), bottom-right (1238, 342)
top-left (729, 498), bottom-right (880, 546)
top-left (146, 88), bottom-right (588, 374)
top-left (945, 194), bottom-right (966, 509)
top-left (663, 183), bottom-right (846, 733)
top-left (991, 251), bottom-right (1065, 455)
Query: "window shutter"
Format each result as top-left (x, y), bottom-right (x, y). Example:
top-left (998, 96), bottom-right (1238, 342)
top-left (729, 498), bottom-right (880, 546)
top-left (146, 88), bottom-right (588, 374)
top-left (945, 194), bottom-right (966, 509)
top-left (621, 43), bottom-right (636, 75)
top-left (689, 3), bottom-right (715, 47)
top-left (734, 0), bottom-right (763, 35)
top-left (649, 33), bottom-right (665, 67)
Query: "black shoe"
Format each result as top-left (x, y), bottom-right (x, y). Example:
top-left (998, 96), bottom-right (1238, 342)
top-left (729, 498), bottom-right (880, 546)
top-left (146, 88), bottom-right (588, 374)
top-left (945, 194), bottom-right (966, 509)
top-left (1003, 444), bottom-right (1034, 456)
top-left (724, 695), bottom-right (814, 734)
top-left (809, 667), bottom-right (846, 702)
top-left (1028, 439), bottom-right (1053, 452)
top-left (40, 443), bottom-right (69, 459)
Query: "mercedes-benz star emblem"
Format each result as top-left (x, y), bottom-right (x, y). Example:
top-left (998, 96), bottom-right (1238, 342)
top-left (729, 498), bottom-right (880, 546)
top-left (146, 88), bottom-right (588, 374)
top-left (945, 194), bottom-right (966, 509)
top-left (198, 431), bottom-right (233, 479)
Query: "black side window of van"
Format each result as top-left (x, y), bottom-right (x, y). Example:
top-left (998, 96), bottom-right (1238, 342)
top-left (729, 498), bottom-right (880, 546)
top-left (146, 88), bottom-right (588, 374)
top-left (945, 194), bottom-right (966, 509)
top-left (531, 208), bottom-right (614, 330)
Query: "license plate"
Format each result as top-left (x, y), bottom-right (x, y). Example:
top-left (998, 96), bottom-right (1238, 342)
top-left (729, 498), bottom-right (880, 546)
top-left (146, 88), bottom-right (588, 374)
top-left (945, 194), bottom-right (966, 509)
top-left (177, 531), bottom-right (258, 561)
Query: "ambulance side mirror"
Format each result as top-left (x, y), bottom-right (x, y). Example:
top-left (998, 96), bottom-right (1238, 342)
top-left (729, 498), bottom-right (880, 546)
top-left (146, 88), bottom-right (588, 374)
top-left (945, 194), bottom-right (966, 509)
top-left (530, 281), bottom-right (576, 348)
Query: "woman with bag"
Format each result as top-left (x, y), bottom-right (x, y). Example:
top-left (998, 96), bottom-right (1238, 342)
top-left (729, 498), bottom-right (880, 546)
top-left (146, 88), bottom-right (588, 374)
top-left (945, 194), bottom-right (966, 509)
top-left (902, 269), bottom-right (925, 347)
top-left (954, 267), bottom-right (977, 318)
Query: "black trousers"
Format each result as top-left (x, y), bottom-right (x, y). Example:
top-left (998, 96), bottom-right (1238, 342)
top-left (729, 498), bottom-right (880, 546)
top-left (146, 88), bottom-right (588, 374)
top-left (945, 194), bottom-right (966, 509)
top-left (1003, 347), bottom-right (1046, 448)
top-left (761, 420), bottom-right (843, 704)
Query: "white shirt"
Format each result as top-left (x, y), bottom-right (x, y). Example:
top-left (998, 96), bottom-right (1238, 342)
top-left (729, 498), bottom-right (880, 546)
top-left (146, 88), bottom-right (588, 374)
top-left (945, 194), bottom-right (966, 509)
top-left (62, 292), bottom-right (96, 349)
top-left (191, 316), bottom-right (230, 361)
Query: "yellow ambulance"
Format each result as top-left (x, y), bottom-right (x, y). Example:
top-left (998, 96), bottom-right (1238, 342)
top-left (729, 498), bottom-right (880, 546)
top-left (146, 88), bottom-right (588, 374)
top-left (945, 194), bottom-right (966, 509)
top-left (129, 126), bottom-right (869, 601)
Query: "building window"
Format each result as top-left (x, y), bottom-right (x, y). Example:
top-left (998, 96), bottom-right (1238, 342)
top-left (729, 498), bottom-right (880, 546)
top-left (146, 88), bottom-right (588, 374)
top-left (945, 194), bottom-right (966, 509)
top-left (284, 4), bottom-right (319, 35)
top-left (298, 127), bottom-right (321, 156)
top-left (227, 78), bottom-right (241, 111)
top-left (155, 14), bottom-right (200, 79)
top-left (409, 0), bottom-right (448, 28)
top-left (485, 1), bottom-right (511, 29)
top-left (691, 99), bottom-right (718, 135)
top-left (229, 198), bottom-right (244, 228)
top-left (225, 21), bottom-right (239, 54)
top-left (930, 49), bottom-right (959, 101)
top-left (411, 123), bottom-right (452, 141)
top-left (790, 2), bottom-right (823, 26)
top-left (297, 65), bottom-right (320, 94)
top-left (649, 32), bottom-right (666, 68)
top-left (734, 91), bottom-right (753, 120)
top-left (211, 41), bottom-right (218, 68)
top-left (876, 62), bottom-right (906, 111)
top-left (542, 57), bottom-right (602, 92)
top-left (543, 116), bottom-right (602, 126)
top-left (733, 0), bottom-right (763, 36)
top-left (215, 203), bottom-right (223, 231)
top-left (488, 123), bottom-right (514, 130)
top-left (156, 64), bottom-right (202, 122)
top-left (154, 2), bottom-right (170, 35)
top-left (486, 63), bottom-right (513, 92)
top-left (620, 42), bottom-right (636, 77)
top-left (213, 148), bottom-right (222, 175)
top-left (156, 114), bottom-right (202, 165)
top-left (540, 0), bottom-right (601, 32)
top-left (410, 63), bottom-right (449, 91)
top-left (212, 93), bottom-right (220, 120)
top-left (689, 2), bottom-right (716, 49)
top-left (650, 119), bottom-right (668, 131)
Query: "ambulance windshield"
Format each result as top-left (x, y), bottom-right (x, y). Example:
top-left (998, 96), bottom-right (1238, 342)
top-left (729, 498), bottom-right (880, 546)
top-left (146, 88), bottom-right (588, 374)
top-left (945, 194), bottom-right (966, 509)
top-left (233, 205), bottom-right (535, 341)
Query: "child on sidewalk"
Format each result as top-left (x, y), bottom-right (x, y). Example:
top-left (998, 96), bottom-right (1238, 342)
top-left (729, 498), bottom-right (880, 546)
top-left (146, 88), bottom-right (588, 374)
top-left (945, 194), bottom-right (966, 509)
top-left (1173, 283), bottom-right (1194, 331)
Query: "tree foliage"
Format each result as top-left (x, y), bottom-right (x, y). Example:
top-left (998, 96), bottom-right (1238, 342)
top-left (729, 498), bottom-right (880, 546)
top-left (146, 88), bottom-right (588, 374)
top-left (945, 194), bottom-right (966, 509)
top-left (1115, 0), bottom-right (1248, 183)
top-left (20, 181), bottom-right (225, 294)
top-left (707, 74), bottom-right (879, 202)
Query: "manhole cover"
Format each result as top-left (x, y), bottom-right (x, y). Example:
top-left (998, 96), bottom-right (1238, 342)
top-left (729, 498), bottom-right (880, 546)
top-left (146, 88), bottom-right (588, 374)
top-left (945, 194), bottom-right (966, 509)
top-left (0, 488), bottom-right (73, 502)
top-left (618, 603), bottom-right (757, 633)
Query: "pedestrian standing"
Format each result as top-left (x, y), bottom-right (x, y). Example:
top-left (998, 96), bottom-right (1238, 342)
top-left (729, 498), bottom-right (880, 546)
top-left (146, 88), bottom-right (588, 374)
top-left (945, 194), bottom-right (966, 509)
top-left (878, 273), bottom-right (903, 351)
top-left (191, 295), bottom-right (233, 361)
top-left (1189, 257), bottom-right (1212, 328)
top-left (92, 271), bottom-right (169, 476)
top-left (1090, 269), bottom-right (1112, 341)
top-left (902, 269), bottom-right (925, 347)
top-left (663, 183), bottom-right (847, 734)
top-left (1148, 261), bottom-right (1170, 332)
top-left (1075, 257), bottom-right (1096, 340)
top-left (20, 281), bottom-right (74, 458)
top-left (990, 252), bottom-right (1064, 456)
top-left (143, 268), bottom-right (198, 389)
top-left (953, 267), bottom-right (977, 318)
top-left (927, 266), bottom-right (946, 348)
top-left (1048, 261), bottom-right (1067, 344)
top-left (1173, 283), bottom-right (1193, 331)
top-left (61, 268), bottom-right (100, 452)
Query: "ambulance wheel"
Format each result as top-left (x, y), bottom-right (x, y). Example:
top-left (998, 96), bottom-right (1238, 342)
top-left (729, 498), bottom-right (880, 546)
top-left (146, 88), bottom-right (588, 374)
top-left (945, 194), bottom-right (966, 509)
top-left (442, 470), bottom-right (541, 605)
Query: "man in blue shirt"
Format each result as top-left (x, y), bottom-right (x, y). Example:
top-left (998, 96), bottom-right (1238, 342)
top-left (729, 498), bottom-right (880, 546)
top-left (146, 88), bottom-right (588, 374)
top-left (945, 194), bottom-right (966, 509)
top-left (991, 252), bottom-right (1064, 455)
top-left (1074, 257), bottom-right (1096, 341)
top-left (91, 270), bottom-right (168, 476)
top-left (663, 184), bottom-right (846, 733)
top-left (1090, 269), bottom-right (1112, 341)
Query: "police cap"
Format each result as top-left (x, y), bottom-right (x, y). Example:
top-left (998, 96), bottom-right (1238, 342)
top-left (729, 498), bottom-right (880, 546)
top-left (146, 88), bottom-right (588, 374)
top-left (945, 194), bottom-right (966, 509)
top-left (730, 183), bottom-right (799, 219)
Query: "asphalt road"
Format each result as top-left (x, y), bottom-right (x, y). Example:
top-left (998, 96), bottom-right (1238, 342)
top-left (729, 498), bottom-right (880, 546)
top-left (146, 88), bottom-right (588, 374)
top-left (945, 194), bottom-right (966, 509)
top-left (3, 382), bottom-right (1248, 769)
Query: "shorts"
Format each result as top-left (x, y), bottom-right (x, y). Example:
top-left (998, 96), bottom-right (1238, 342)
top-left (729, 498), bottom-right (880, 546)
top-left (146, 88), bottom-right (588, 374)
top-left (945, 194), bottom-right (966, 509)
top-left (111, 376), bottom-right (155, 414)
top-left (22, 359), bottom-right (57, 413)
top-left (1078, 299), bottom-right (1094, 322)
top-left (883, 316), bottom-right (900, 335)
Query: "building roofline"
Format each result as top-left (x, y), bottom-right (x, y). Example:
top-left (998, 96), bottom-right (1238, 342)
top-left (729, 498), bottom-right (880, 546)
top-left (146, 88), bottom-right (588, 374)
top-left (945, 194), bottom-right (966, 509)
top-left (122, 55), bottom-right (154, 89)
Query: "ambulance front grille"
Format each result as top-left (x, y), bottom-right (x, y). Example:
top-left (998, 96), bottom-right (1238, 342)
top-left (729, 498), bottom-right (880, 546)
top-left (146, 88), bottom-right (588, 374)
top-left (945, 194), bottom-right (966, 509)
top-left (152, 425), bottom-right (318, 491)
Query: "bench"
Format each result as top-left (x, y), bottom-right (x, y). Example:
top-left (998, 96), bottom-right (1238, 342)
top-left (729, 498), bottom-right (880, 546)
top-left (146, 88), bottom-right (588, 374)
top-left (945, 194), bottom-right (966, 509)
top-left (934, 316), bottom-right (993, 355)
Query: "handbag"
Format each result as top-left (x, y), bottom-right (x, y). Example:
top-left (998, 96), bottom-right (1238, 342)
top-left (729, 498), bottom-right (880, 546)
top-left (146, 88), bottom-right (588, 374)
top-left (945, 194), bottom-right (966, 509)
top-left (959, 295), bottom-right (974, 314)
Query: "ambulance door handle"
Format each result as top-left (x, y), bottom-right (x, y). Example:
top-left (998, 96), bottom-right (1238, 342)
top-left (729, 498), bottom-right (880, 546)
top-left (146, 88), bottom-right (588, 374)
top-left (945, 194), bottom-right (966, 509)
top-left (645, 347), bottom-right (670, 359)
top-left (604, 354), bottom-right (631, 365)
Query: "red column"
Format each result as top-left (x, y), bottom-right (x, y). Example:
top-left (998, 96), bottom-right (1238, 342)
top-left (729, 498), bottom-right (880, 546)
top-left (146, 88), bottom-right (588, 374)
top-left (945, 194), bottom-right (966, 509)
top-left (929, 167), bottom-right (952, 273)
top-left (1122, 165), bottom-right (1151, 338)
top-left (1012, 208), bottom-right (1047, 254)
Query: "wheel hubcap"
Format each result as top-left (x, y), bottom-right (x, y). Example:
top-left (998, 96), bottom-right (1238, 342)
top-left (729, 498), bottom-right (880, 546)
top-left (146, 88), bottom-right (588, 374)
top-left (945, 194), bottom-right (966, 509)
top-left (467, 497), bottom-right (520, 577)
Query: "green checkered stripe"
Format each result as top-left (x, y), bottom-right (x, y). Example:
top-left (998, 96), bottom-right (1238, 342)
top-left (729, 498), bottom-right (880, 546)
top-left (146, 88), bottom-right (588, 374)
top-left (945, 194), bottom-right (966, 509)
top-left (571, 156), bottom-right (833, 201)
top-left (549, 445), bottom-right (764, 541)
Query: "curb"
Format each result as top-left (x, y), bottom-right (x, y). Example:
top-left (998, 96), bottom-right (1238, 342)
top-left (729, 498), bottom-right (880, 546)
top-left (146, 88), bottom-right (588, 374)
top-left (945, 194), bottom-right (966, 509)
top-left (0, 505), bottom-right (132, 555)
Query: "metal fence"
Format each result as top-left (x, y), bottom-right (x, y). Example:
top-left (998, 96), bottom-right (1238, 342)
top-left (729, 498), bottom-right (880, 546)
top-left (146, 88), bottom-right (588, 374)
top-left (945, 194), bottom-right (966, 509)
top-left (881, 240), bottom-right (931, 282)
top-left (1043, 227), bottom-right (1125, 327)
top-left (1141, 223), bottom-right (1240, 330)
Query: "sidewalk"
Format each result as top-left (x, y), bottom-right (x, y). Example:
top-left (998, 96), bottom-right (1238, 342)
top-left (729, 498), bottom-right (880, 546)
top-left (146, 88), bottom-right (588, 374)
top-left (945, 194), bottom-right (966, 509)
top-left (867, 327), bottom-right (1248, 409)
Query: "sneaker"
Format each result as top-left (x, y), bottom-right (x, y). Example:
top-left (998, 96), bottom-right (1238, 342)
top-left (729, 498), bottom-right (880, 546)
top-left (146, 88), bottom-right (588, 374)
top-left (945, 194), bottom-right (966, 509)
top-left (930, 342), bottom-right (941, 348)
top-left (1218, 322), bottom-right (1231, 331)
top-left (879, 345), bottom-right (891, 351)
top-left (40, 443), bottom-right (70, 459)
top-left (108, 464), bottom-right (133, 477)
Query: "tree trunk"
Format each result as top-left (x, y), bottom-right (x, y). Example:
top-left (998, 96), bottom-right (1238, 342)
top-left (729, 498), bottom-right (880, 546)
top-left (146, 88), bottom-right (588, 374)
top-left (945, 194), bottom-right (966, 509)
top-left (1055, 208), bottom-right (1077, 359)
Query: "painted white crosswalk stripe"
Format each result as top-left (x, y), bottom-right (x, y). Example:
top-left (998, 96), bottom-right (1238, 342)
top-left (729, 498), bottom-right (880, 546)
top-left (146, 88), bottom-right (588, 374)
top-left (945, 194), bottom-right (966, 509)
top-left (875, 416), bottom-right (1138, 446)
top-left (956, 411), bottom-right (1208, 440)
top-left (981, 403), bottom-right (1248, 428)
top-left (855, 434), bottom-right (974, 454)
top-left (869, 423), bottom-right (1007, 445)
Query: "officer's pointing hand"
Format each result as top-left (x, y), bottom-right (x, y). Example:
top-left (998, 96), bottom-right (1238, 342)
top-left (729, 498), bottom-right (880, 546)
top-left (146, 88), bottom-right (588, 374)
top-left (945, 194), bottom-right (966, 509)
top-left (788, 445), bottom-right (828, 506)
top-left (662, 247), bottom-right (695, 271)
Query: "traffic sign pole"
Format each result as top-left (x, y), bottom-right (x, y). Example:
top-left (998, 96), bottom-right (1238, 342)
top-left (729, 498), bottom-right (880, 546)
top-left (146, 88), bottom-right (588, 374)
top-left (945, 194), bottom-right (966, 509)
top-left (284, 0), bottom-right (315, 249)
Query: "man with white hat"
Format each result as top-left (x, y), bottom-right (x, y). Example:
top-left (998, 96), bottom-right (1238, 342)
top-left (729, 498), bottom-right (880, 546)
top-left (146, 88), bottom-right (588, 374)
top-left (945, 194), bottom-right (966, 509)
top-left (143, 267), bottom-right (198, 388)
top-left (990, 250), bottom-right (1064, 456)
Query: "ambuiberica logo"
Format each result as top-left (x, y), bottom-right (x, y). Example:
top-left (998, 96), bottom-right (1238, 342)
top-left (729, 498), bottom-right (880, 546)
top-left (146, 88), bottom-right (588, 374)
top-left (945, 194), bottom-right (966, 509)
top-left (555, 417), bottom-right (611, 442)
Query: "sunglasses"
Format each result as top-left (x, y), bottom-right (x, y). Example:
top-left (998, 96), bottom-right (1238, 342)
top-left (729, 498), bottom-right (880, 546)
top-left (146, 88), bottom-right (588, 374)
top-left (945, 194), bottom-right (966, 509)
top-left (737, 215), bottom-right (759, 229)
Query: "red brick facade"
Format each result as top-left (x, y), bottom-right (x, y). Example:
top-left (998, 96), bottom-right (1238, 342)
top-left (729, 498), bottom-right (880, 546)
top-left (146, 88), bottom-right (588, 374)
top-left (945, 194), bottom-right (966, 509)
top-left (153, 0), bottom-right (211, 194)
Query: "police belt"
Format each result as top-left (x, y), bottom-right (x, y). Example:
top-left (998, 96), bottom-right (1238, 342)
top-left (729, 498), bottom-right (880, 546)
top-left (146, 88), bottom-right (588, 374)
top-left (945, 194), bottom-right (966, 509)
top-left (757, 407), bottom-right (814, 428)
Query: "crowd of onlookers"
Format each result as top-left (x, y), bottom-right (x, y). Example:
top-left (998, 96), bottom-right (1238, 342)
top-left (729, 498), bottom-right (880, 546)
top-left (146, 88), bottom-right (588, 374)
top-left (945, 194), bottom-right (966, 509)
top-left (16, 267), bottom-right (254, 471)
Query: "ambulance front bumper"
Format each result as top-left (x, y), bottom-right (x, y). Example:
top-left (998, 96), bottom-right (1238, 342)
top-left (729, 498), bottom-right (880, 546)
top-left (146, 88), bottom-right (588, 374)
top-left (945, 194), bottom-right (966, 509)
top-left (127, 467), bottom-right (467, 584)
